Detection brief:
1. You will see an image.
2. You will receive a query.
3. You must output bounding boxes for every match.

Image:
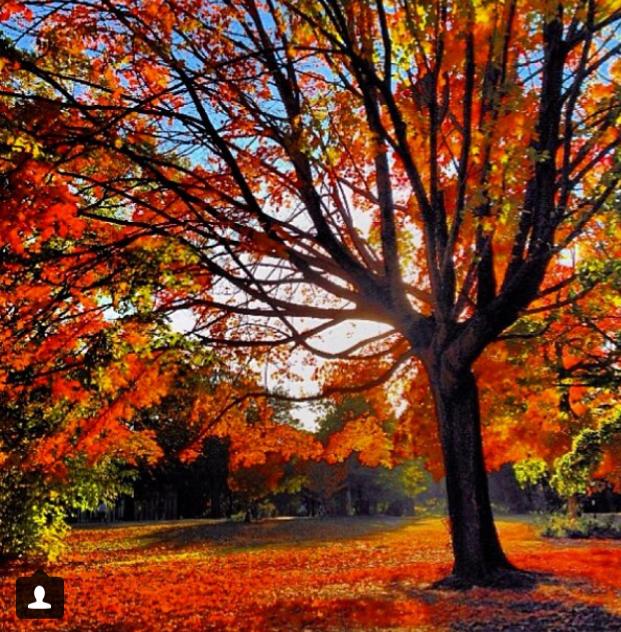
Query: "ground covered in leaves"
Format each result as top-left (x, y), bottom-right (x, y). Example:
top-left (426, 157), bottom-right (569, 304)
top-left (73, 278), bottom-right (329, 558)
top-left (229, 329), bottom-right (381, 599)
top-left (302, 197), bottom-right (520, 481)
top-left (1, 516), bottom-right (620, 631)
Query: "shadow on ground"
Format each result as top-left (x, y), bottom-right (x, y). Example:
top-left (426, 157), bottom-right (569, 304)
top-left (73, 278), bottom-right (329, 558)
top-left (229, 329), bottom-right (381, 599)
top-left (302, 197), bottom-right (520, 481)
top-left (107, 516), bottom-right (418, 553)
top-left (449, 601), bottom-right (621, 631)
top-left (255, 582), bottom-right (621, 631)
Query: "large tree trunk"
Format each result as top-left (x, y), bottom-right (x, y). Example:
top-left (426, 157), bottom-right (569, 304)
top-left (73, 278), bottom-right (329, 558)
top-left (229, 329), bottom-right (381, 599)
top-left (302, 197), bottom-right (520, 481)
top-left (429, 364), bottom-right (515, 586)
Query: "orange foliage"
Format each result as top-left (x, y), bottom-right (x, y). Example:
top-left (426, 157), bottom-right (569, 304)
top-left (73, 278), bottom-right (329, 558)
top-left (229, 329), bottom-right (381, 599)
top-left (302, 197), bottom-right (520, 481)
top-left (1, 517), bottom-right (620, 631)
top-left (1, 0), bottom-right (621, 582)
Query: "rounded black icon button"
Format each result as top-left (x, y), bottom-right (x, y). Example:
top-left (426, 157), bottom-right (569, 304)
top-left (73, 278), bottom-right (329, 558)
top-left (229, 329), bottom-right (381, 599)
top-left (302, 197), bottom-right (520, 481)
top-left (16, 569), bottom-right (64, 619)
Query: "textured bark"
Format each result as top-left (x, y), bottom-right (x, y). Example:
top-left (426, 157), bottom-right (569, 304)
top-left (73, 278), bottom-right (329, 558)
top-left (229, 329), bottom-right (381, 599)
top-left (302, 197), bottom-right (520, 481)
top-left (429, 365), bottom-right (514, 584)
top-left (567, 494), bottom-right (581, 519)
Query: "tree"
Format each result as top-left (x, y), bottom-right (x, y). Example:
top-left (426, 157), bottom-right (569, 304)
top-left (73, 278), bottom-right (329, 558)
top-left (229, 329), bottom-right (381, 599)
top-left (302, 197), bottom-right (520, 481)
top-left (135, 349), bottom-right (320, 519)
top-left (0, 148), bottom-right (169, 556)
top-left (303, 395), bottom-right (428, 516)
top-left (511, 277), bottom-right (621, 513)
top-left (2, 0), bottom-right (621, 584)
top-left (0, 55), bottom-right (319, 555)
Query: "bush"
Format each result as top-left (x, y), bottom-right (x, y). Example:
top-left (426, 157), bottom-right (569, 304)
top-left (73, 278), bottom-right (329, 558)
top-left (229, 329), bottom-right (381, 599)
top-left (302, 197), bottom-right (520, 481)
top-left (542, 514), bottom-right (621, 539)
top-left (0, 456), bottom-right (134, 561)
top-left (0, 467), bottom-right (69, 561)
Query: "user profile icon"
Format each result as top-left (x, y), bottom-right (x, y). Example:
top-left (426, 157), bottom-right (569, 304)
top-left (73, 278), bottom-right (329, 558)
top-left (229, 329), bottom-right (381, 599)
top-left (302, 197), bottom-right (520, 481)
top-left (16, 569), bottom-right (64, 619)
top-left (28, 585), bottom-right (52, 609)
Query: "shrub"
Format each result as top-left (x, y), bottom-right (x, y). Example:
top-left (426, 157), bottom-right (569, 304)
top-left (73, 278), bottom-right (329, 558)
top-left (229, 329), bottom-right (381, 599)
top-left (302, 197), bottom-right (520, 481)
top-left (542, 514), bottom-right (621, 539)
top-left (0, 456), bottom-right (134, 561)
top-left (0, 466), bottom-right (69, 561)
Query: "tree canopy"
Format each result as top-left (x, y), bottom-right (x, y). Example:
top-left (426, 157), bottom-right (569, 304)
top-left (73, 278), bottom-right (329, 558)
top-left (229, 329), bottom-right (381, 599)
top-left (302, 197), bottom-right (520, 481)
top-left (1, 0), bottom-right (620, 584)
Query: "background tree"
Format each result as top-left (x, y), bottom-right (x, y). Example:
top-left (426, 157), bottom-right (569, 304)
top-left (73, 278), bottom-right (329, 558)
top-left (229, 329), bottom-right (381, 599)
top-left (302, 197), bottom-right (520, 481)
top-left (133, 357), bottom-right (232, 520)
top-left (134, 350), bottom-right (320, 520)
top-left (512, 273), bottom-right (621, 515)
top-left (2, 0), bottom-right (621, 584)
top-left (304, 396), bottom-right (429, 516)
top-left (0, 137), bottom-right (168, 557)
top-left (0, 95), bottom-right (316, 554)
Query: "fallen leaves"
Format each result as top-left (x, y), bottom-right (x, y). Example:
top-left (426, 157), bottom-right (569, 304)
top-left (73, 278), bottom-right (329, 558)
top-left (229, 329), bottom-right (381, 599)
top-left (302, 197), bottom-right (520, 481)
top-left (1, 517), bottom-right (620, 631)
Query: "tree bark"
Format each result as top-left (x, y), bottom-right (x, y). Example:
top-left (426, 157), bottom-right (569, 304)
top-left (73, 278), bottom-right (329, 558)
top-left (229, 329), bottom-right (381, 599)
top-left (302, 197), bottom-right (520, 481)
top-left (209, 486), bottom-right (223, 519)
top-left (429, 364), bottom-right (514, 585)
top-left (567, 494), bottom-right (581, 519)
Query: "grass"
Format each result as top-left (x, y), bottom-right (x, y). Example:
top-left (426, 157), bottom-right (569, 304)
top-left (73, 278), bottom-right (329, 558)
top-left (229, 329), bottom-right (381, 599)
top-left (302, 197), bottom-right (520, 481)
top-left (1, 515), bottom-right (620, 631)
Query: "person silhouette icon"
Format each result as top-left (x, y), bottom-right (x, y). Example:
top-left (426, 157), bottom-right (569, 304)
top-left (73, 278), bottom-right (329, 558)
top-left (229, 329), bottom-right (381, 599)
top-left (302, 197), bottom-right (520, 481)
top-left (27, 585), bottom-right (52, 610)
top-left (16, 569), bottom-right (64, 619)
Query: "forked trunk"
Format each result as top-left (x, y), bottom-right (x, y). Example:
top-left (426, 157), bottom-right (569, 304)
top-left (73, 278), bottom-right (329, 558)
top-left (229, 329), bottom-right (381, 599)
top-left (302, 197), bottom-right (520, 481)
top-left (429, 364), bottom-right (514, 585)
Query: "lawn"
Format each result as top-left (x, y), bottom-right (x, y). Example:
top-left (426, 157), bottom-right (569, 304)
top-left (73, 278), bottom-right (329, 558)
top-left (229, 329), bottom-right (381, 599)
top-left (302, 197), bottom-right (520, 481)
top-left (1, 516), bottom-right (620, 631)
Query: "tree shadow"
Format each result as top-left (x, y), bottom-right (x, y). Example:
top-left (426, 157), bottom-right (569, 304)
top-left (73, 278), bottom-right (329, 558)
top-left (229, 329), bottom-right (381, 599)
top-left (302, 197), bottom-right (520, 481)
top-left (432, 568), bottom-right (547, 590)
top-left (122, 516), bottom-right (416, 554)
top-left (254, 585), bottom-right (621, 631)
top-left (417, 574), bottom-right (621, 632)
top-left (449, 600), bottom-right (621, 631)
